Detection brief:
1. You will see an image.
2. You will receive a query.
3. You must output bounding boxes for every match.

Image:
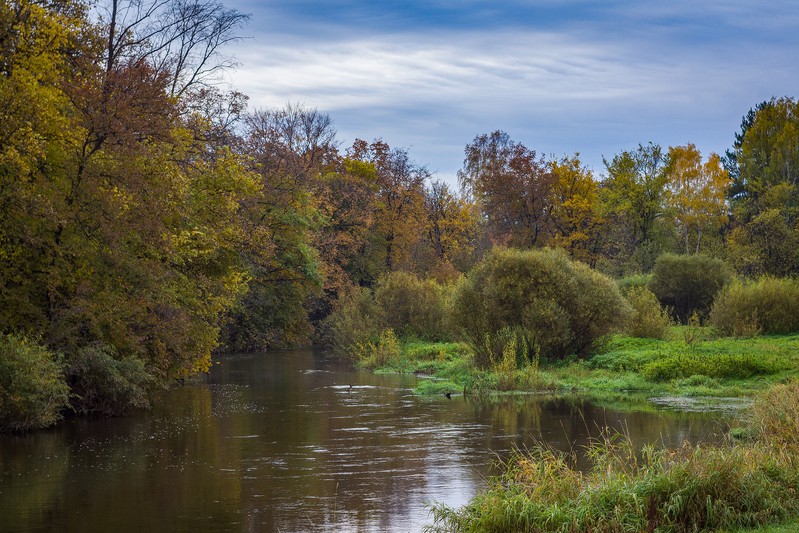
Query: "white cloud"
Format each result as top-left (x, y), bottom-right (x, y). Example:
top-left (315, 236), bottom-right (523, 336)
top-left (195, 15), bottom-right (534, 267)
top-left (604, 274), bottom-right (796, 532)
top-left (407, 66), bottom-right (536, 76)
top-left (225, 18), bottom-right (799, 183)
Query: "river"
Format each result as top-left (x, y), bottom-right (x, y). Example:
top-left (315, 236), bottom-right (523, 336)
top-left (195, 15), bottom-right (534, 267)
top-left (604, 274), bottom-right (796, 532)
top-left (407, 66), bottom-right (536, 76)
top-left (0, 348), bottom-right (732, 532)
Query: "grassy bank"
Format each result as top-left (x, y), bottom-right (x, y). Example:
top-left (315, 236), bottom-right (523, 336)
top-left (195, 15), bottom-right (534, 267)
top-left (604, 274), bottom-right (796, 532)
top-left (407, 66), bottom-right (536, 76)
top-left (364, 330), bottom-right (799, 400)
top-left (424, 381), bottom-right (799, 533)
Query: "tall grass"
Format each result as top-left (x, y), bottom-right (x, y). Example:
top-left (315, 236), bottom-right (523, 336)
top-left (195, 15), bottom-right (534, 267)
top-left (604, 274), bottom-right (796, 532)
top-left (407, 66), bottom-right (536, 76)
top-left (427, 382), bottom-right (799, 532)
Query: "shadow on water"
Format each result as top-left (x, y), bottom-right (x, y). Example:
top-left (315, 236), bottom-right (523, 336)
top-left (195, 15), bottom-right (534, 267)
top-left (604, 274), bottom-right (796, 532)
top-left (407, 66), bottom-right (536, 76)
top-left (0, 348), bottom-right (732, 532)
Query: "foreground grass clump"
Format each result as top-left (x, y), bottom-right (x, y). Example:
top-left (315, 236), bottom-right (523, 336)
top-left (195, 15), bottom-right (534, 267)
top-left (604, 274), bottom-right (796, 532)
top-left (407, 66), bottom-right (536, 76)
top-left (427, 382), bottom-right (799, 532)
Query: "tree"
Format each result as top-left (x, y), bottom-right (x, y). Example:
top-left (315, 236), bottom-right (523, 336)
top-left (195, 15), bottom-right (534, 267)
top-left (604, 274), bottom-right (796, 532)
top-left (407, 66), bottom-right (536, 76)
top-left (549, 154), bottom-right (600, 263)
top-left (1, 0), bottom-right (260, 414)
top-left (98, 0), bottom-right (248, 98)
top-left (220, 105), bottom-right (333, 351)
top-left (729, 97), bottom-right (799, 223)
top-left (458, 131), bottom-right (554, 248)
top-left (724, 98), bottom-right (799, 276)
top-left (665, 144), bottom-right (730, 255)
top-left (420, 180), bottom-right (480, 276)
top-left (596, 143), bottom-right (669, 274)
top-left (349, 139), bottom-right (428, 273)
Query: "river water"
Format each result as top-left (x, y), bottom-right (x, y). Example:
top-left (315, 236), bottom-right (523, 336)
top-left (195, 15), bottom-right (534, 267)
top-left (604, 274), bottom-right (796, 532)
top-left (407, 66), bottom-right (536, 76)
top-left (0, 349), bottom-right (732, 532)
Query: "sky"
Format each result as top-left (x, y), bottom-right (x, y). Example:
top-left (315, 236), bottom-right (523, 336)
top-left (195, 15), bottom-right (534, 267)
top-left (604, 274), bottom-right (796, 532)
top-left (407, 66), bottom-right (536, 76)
top-left (221, 0), bottom-right (799, 185)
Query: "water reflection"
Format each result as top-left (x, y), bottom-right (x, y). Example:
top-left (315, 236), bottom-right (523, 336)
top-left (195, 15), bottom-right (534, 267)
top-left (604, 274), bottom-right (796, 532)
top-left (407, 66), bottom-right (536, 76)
top-left (0, 349), bottom-right (730, 532)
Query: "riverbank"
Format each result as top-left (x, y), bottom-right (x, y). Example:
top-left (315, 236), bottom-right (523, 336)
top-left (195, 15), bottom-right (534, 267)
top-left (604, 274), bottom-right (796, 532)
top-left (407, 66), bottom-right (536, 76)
top-left (364, 330), bottom-right (799, 401)
top-left (364, 332), bottom-right (799, 532)
top-left (425, 381), bottom-right (799, 532)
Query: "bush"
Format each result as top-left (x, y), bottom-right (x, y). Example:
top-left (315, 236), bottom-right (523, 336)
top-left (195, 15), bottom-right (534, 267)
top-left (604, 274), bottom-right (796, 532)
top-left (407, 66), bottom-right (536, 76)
top-left (0, 334), bottom-right (70, 432)
top-left (325, 273), bottom-right (450, 360)
top-left (710, 277), bottom-right (799, 336)
top-left (352, 328), bottom-right (401, 369)
top-left (64, 343), bottom-right (155, 416)
top-left (374, 271), bottom-right (448, 340)
top-left (624, 286), bottom-right (672, 339)
top-left (449, 248), bottom-right (631, 366)
top-left (648, 253), bottom-right (730, 323)
top-left (323, 286), bottom-right (383, 358)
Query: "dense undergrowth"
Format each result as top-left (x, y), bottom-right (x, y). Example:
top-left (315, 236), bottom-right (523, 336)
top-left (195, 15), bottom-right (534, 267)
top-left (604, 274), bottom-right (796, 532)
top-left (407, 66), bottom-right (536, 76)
top-left (426, 382), bottom-right (799, 533)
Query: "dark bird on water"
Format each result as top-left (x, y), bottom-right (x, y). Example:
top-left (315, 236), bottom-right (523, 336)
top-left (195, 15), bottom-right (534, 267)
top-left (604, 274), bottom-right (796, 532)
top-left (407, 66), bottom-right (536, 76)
top-left (445, 392), bottom-right (452, 399)
top-left (348, 384), bottom-right (353, 391)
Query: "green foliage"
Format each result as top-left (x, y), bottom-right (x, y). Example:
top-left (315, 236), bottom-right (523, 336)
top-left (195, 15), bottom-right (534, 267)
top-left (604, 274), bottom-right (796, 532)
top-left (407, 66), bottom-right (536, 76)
top-left (64, 344), bottom-right (155, 416)
top-left (726, 97), bottom-right (799, 277)
top-left (641, 351), bottom-right (781, 382)
top-left (374, 271), bottom-right (448, 340)
top-left (616, 273), bottom-right (652, 294)
top-left (323, 286), bottom-right (383, 358)
top-left (449, 247), bottom-right (631, 366)
top-left (624, 286), bottom-right (672, 339)
top-left (0, 334), bottom-right (70, 432)
top-left (415, 379), bottom-right (459, 396)
top-left (710, 277), bottom-right (799, 336)
top-left (596, 143), bottom-right (670, 275)
top-left (648, 253), bottom-right (731, 323)
top-left (353, 328), bottom-right (401, 369)
top-left (325, 272), bottom-right (450, 361)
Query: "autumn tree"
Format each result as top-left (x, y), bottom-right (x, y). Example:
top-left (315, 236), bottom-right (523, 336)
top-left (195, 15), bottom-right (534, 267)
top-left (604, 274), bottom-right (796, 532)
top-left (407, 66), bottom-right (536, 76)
top-left (1, 0), bottom-right (259, 415)
top-left (458, 131), bottom-right (554, 248)
top-left (417, 180), bottom-right (481, 278)
top-left (315, 158), bottom-right (380, 291)
top-left (220, 105), bottom-right (334, 351)
top-left (348, 139), bottom-right (428, 275)
top-left (665, 144), bottom-right (730, 255)
top-left (549, 154), bottom-right (600, 263)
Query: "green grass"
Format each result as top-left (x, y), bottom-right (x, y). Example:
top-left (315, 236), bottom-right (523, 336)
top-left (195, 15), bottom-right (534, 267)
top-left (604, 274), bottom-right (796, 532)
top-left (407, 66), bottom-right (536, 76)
top-left (728, 522), bottom-right (799, 533)
top-left (365, 330), bottom-right (799, 400)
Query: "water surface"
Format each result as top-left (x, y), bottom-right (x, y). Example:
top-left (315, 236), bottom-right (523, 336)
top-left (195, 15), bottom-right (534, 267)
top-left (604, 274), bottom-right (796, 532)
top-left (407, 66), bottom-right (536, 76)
top-left (0, 349), bottom-right (730, 532)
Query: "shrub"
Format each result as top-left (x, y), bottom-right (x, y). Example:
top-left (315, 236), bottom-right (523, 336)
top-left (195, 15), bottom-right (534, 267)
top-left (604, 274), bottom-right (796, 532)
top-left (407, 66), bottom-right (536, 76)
top-left (0, 334), bottom-right (70, 432)
top-left (353, 328), bottom-right (401, 369)
top-left (374, 271), bottom-right (448, 340)
top-left (449, 247), bottom-right (631, 366)
top-left (710, 277), bottom-right (799, 336)
top-left (64, 343), bottom-right (155, 416)
top-left (325, 273), bottom-right (451, 359)
top-left (648, 253), bottom-right (730, 323)
top-left (624, 286), bottom-right (672, 339)
top-left (323, 286), bottom-right (383, 358)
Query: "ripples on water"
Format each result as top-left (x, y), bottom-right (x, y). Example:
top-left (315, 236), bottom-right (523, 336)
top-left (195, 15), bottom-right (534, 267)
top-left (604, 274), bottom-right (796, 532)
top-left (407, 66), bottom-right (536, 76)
top-left (0, 349), bottom-right (732, 532)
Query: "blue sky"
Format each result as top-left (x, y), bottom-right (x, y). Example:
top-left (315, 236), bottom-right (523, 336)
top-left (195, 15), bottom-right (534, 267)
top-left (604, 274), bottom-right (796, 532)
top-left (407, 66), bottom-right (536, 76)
top-left (222, 0), bottom-right (799, 185)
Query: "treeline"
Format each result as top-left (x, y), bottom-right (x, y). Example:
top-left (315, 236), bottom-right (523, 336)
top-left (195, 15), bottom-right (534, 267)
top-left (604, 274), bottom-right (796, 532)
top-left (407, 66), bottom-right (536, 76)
top-left (1, 0), bottom-right (798, 430)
